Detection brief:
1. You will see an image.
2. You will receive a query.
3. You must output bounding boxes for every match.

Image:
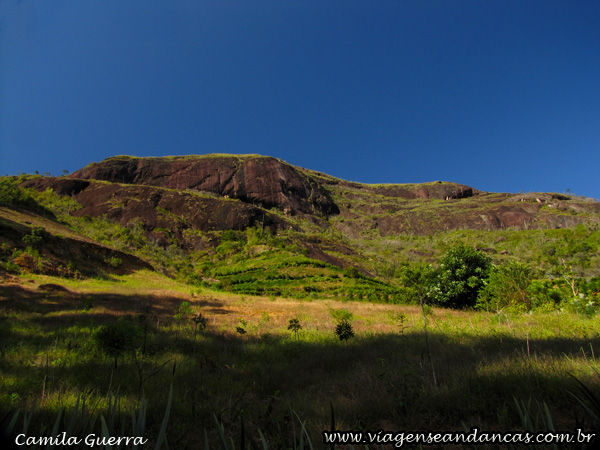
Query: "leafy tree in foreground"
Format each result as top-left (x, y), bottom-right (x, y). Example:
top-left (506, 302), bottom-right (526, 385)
top-left (429, 244), bottom-right (492, 309)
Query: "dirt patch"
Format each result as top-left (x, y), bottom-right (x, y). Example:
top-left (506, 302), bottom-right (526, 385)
top-left (38, 283), bottom-right (71, 293)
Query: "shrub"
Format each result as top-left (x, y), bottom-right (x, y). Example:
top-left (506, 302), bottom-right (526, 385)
top-left (193, 313), bottom-right (208, 334)
top-left (105, 256), bottom-right (122, 268)
top-left (216, 240), bottom-right (244, 255)
top-left (22, 226), bottom-right (46, 249)
top-left (394, 312), bottom-right (407, 335)
top-left (236, 318), bottom-right (248, 336)
top-left (477, 261), bottom-right (535, 312)
top-left (330, 308), bottom-right (353, 322)
top-left (343, 266), bottom-right (362, 279)
top-left (246, 226), bottom-right (268, 246)
top-left (82, 297), bottom-right (93, 312)
top-left (526, 279), bottom-right (565, 309)
top-left (566, 293), bottom-right (598, 318)
top-left (0, 177), bottom-right (31, 205)
top-left (429, 244), bottom-right (492, 309)
top-left (0, 178), bottom-right (19, 204)
top-left (174, 301), bottom-right (193, 320)
top-left (93, 318), bottom-right (141, 367)
top-left (334, 319), bottom-right (355, 342)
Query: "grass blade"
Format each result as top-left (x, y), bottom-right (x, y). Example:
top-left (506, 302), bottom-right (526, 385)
top-left (153, 384), bottom-right (173, 450)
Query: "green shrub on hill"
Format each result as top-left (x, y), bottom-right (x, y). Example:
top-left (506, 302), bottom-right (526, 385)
top-left (477, 261), bottom-right (536, 312)
top-left (0, 177), bottom-right (27, 205)
top-left (0, 177), bottom-right (51, 214)
top-left (22, 226), bottom-right (46, 249)
top-left (429, 244), bottom-right (492, 309)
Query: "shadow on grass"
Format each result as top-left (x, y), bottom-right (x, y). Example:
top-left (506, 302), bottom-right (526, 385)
top-left (0, 283), bottom-right (225, 317)
top-left (1, 285), bottom-right (600, 448)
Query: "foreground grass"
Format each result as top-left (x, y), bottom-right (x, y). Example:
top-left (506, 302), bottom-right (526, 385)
top-left (1, 271), bottom-right (600, 448)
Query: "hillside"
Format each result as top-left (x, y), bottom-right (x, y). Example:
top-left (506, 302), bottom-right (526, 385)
top-left (70, 154), bottom-right (600, 237)
top-left (2, 153), bottom-right (600, 294)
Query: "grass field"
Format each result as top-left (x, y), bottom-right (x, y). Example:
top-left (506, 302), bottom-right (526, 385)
top-left (2, 270), bottom-right (600, 448)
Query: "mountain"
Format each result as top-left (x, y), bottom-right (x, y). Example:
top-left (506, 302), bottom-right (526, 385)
top-left (2, 153), bottom-right (600, 292)
top-left (30, 154), bottom-right (600, 237)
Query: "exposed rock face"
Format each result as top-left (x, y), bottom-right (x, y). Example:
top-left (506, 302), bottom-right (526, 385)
top-left (21, 177), bottom-right (286, 248)
top-left (333, 188), bottom-right (600, 237)
top-left (23, 153), bottom-right (600, 241)
top-left (71, 155), bottom-right (339, 216)
top-left (366, 181), bottom-right (477, 200)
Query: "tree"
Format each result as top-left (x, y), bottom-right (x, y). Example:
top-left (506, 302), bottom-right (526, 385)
top-left (402, 263), bottom-right (437, 387)
top-left (401, 262), bottom-right (434, 306)
top-left (93, 318), bottom-right (141, 368)
top-left (287, 318), bottom-right (302, 340)
top-left (334, 319), bottom-right (354, 342)
top-left (0, 178), bottom-right (26, 205)
top-left (429, 244), bottom-right (492, 309)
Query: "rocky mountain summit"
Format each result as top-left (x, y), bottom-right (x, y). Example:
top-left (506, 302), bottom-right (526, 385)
top-left (71, 154), bottom-right (338, 216)
top-left (18, 153), bottom-right (600, 244)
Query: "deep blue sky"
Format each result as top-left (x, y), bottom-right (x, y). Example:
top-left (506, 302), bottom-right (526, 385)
top-left (1, 0), bottom-right (599, 199)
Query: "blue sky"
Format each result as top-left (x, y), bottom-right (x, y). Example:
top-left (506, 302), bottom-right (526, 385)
top-left (1, 0), bottom-right (599, 199)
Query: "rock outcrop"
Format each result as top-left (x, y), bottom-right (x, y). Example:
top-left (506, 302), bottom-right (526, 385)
top-left (21, 177), bottom-right (287, 248)
top-left (22, 153), bottom-right (600, 241)
top-left (71, 155), bottom-right (339, 216)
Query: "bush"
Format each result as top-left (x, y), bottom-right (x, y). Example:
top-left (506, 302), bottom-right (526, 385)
top-left (526, 280), bottom-right (564, 311)
top-left (334, 319), bottom-right (354, 342)
top-left (330, 308), bottom-right (353, 322)
top-left (429, 244), bottom-right (492, 309)
top-left (216, 240), bottom-right (244, 255)
top-left (174, 301), bottom-right (193, 322)
top-left (477, 261), bottom-right (535, 312)
top-left (566, 293), bottom-right (598, 318)
top-left (0, 178), bottom-right (22, 204)
top-left (343, 266), bottom-right (362, 279)
top-left (105, 256), bottom-right (122, 268)
top-left (22, 226), bottom-right (46, 249)
top-left (93, 318), bottom-right (141, 367)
